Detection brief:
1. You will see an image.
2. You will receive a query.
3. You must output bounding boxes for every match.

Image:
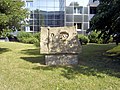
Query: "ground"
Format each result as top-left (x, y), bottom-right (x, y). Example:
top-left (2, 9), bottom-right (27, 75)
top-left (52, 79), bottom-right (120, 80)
top-left (0, 42), bottom-right (120, 90)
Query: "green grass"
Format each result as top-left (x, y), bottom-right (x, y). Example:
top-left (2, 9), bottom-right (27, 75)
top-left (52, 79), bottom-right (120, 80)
top-left (106, 45), bottom-right (120, 56)
top-left (0, 42), bottom-right (120, 90)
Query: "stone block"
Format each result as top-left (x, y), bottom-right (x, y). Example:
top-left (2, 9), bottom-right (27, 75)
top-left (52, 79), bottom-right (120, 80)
top-left (40, 26), bottom-right (81, 65)
top-left (45, 55), bottom-right (78, 65)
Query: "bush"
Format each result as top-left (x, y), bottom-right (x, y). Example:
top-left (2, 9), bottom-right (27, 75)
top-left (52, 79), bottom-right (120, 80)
top-left (88, 31), bottom-right (113, 44)
top-left (22, 37), bottom-right (38, 44)
top-left (17, 31), bottom-right (32, 42)
top-left (88, 31), bottom-right (100, 43)
top-left (78, 34), bottom-right (89, 45)
top-left (17, 31), bottom-right (39, 44)
top-left (33, 32), bottom-right (40, 47)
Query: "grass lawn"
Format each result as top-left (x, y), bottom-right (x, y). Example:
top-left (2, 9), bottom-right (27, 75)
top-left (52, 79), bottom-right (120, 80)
top-left (0, 42), bottom-right (120, 90)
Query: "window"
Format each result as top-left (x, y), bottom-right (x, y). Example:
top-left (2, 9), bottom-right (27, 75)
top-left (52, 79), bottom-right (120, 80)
top-left (74, 15), bottom-right (82, 22)
top-left (84, 15), bottom-right (88, 22)
top-left (30, 26), bottom-right (33, 31)
top-left (74, 23), bottom-right (82, 29)
top-left (66, 7), bottom-right (73, 14)
top-left (26, 1), bottom-right (33, 7)
top-left (83, 23), bottom-right (88, 30)
top-left (74, 7), bottom-right (83, 14)
top-left (90, 7), bottom-right (97, 14)
top-left (77, 23), bottom-right (82, 29)
top-left (66, 15), bottom-right (73, 22)
top-left (84, 7), bottom-right (88, 14)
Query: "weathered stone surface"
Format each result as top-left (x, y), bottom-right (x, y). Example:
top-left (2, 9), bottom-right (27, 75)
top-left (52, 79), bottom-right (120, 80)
top-left (45, 55), bottom-right (78, 65)
top-left (40, 27), bottom-right (81, 54)
top-left (40, 26), bottom-right (81, 65)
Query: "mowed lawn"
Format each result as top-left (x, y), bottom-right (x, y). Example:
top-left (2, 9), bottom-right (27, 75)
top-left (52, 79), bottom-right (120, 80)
top-left (0, 42), bottom-right (120, 90)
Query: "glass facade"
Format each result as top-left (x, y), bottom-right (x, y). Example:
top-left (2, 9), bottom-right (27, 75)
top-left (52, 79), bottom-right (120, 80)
top-left (25, 0), bottom-right (65, 32)
top-left (23, 0), bottom-right (98, 34)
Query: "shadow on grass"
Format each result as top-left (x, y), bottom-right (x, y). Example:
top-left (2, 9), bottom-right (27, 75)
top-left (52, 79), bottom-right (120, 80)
top-left (21, 55), bottom-right (45, 64)
top-left (0, 48), bottom-right (11, 54)
top-left (21, 48), bottom-right (45, 64)
top-left (21, 44), bottom-right (120, 79)
top-left (21, 49), bottom-right (40, 55)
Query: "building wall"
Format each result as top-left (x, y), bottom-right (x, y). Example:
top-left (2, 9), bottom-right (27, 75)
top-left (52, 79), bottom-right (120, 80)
top-left (65, 0), bottom-right (89, 34)
top-left (23, 0), bottom-right (99, 34)
top-left (24, 0), bottom-right (65, 32)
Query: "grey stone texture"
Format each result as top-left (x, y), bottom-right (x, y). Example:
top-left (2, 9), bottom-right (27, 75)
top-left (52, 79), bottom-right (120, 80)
top-left (45, 55), bottom-right (78, 65)
top-left (40, 26), bottom-right (81, 65)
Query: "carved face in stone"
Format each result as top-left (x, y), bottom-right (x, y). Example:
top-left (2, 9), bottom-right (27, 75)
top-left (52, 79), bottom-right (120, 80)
top-left (59, 32), bottom-right (69, 41)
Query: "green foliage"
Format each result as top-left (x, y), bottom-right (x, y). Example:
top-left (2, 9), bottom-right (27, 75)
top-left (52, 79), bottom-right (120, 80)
top-left (0, 29), bottom-right (12, 37)
top-left (21, 37), bottom-right (38, 44)
top-left (88, 31), bottom-right (113, 44)
top-left (17, 31), bottom-right (40, 46)
top-left (88, 31), bottom-right (99, 43)
top-left (78, 34), bottom-right (89, 45)
top-left (17, 31), bottom-right (38, 44)
top-left (88, 31), bottom-right (103, 44)
top-left (88, 0), bottom-right (120, 43)
top-left (106, 45), bottom-right (120, 57)
top-left (33, 32), bottom-right (40, 47)
top-left (0, 0), bottom-right (28, 36)
top-left (17, 31), bottom-right (32, 41)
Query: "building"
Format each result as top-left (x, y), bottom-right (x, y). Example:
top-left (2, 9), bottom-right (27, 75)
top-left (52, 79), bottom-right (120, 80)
top-left (23, 0), bottom-right (99, 34)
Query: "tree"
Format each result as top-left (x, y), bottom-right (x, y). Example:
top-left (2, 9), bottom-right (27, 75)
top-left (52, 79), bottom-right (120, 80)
top-left (88, 0), bottom-right (120, 43)
top-left (0, 0), bottom-right (28, 36)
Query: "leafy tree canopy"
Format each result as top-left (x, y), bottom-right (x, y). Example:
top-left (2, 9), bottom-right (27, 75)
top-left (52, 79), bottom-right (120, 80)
top-left (0, 0), bottom-right (28, 36)
top-left (88, 0), bottom-right (120, 43)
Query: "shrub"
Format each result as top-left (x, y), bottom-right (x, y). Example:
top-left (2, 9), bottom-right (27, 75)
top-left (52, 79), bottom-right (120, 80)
top-left (17, 31), bottom-right (37, 44)
top-left (22, 37), bottom-right (38, 44)
top-left (88, 31), bottom-right (113, 44)
top-left (17, 31), bottom-right (32, 42)
top-left (78, 34), bottom-right (89, 45)
top-left (88, 31), bottom-right (100, 43)
top-left (33, 32), bottom-right (40, 47)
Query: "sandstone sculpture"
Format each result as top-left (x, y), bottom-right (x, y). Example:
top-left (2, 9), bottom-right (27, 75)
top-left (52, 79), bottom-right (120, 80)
top-left (40, 27), bottom-right (81, 65)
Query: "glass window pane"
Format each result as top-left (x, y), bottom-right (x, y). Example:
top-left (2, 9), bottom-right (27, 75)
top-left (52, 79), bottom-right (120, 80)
top-left (40, 20), bottom-right (45, 26)
top-left (55, 1), bottom-right (59, 8)
top-left (84, 15), bottom-right (88, 22)
top-left (34, 14), bottom-right (39, 19)
top-left (66, 15), bottom-right (73, 22)
top-left (84, 7), bottom-right (88, 14)
top-left (55, 15), bottom-right (60, 19)
top-left (34, 20), bottom-right (39, 25)
top-left (77, 23), bottom-right (82, 29)
top-left (66, 7), bottom-right (73, 14)
top-left (29, 20), bottom-right (33, 25)
top-left (30, 26), bottom-right (33, 31)
top-left (55, 20), bottom-right (60, 26)
top-left (46, 8), bottom-right (55, 11)
top-left (34, 26), bottom-right (39, 31)
top-left (48, 13), bottom-right (55, 19)
top-left (39, 0), bottom-right (47, 7)
top-left (74, 15), bottom-right (82, 22)
top-left (46, 0), bottom-right (54, 7)
top-left (66, 23), bottom-right (73, 26)
top-left (48, 20), bottom-right (55, 26)
top-left (54, 8), bottom-right (60, 11)
top-left (83, 23), bottom-right (88, 30)
top-left (77, 7), bottom-right (83, 14)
